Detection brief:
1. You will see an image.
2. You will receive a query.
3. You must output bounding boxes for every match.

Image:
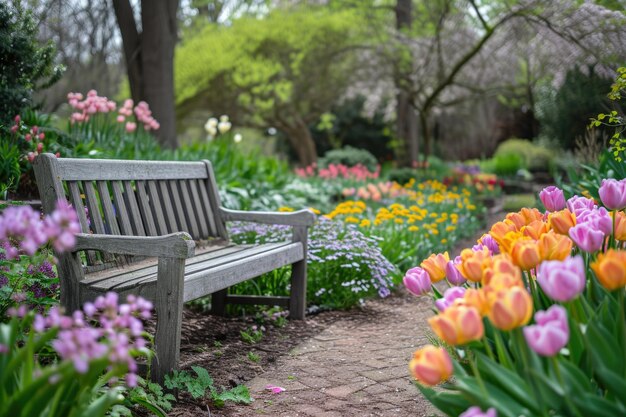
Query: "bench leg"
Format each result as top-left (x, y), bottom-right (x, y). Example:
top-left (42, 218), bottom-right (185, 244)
top-left (152, 257), bottom-right (185, 384)
top-left (211, 288), bottom-right (228, 316)
top-left (289, 259), bottom-right (307, 320)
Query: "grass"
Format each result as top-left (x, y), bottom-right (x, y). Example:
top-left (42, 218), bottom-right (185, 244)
top-left (502, 194), bottom-right (536, 211)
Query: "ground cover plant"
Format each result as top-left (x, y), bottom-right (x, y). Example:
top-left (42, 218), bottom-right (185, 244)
top-left (404, 180), bottom-right (626, 416)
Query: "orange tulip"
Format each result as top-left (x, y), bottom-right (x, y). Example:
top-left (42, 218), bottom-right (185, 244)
top-left (421, 252), bottom-right (450, 282)
top-left (612, 211), bottom-right (626, 241)
top-left (549, 209), bottom-right (576, 235)
top-left (428, 305), bottom-right (484, 345)
top-left (490, 220), bottom-right (517, 246)
top-left (590, 249), bottom-right (626, 291)
top-left (538, 230), bottom-right (572, 261)
top-left (521, 220), bottom-right (549, 240)
top-left (506, 212), bottom-right (526, 230)
top-left (499, 231), bottom-right (524, 254)
top-left (510, 239), bottom-right (542, 270)
top-left (520, 208), bottom-right (544, 225)
top-left (482, 255), bottom-right (522, 286)
top-left (459, 288), bottom-right (489, 316)
top-left (458, 247), bottom-right (492, 282)
top-left (409, 345), bottom-right (453, 386)
top-left (487, 287), bottom-right (533, 331)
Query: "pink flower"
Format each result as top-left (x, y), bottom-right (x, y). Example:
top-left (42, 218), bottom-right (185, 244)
top-left (568, 223), bottom-right (604, 253)
top-left (123, 99), bottom-right (134, 108)
top-left (403, 267), bottom-right (431, 296)
top-left (598, 179), bottom-right (626, 210)
top-left (265, 385), bottom-right (285, 394)
top-left (523, 305), bottom-right (569, 356)
top-left (460, 406), bottom-right (497, 417)
top-left (577, 207), bottom-right (612, 235)
top-left (567, 196), bottom-right (596, 216)
top-left (25, 133), bottom-right (31, 142)
top-left (539, 186), bottom-right (566, 212)
top-left (537, 256), bottom-right (585, 302)
top-left (445, 258), bottom-right (466, 285)
top-left (125, 122), bottom-right (137, 133)
top-left (435, 286), bottom-right (466, 311)
top-left (116, 115), bottom-right (125, 123)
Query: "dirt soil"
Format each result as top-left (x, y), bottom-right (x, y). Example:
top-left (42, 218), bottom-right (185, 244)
top-left (164, 212), bottom-right (503, 417)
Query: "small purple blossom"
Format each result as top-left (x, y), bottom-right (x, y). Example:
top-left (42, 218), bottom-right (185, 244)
top-left (445, 258), bottom-right (466, 285)
top-left (403, 267), bottom-right (431, 296)
top-left (460, 406), bottom-right (497, 417)
top-left (435, 286), bottom-right (466, 311)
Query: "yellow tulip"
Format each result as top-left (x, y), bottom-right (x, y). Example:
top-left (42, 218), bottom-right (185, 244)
top-left (488, 287), bottom-right (533, 331)
top-left (408, 345), bottom-right (453, 386)
top-left (421, 252), bottom-right (450, 282)
top-left (510, 239), bottom-right (542, 270)
top-left (538, 230), bottom-right (572, 261)
top-left (458, 247), bottom-right (492, 282)
top-left (549, 209), bottom-right (577, 235)
top-left (428, 305), bottom-right (484, 345)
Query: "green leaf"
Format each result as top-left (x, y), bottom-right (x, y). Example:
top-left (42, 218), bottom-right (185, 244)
top-left (572, 393), bottom-right (626, 416)
top-left (416, 383), bottom-right (471, 417)
top-left (585, 320), bottom-right (624, 376)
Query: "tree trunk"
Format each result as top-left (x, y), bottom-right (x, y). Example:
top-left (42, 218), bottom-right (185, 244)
top-left (113, 0), bottom-right (179, 148)
top-left (419, 109), bottom-right (431, 162)
top-left (284, 118), bottom-right (318, 167)
top-left (141, 0), bottom-right (178, 148)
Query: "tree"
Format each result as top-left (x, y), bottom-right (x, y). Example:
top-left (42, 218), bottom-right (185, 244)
top-left (175, 7), bottom-right (366, 165)
top-left (112, 0), bottom-right (179, 148)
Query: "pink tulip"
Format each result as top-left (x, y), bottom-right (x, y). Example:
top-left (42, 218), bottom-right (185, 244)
top-left (539, 186), bottom-right (566, 212)
top-left (567, 196), bottom-right (596, 216)
top-left (403, 267), bottom-right (431, 296)
top-left (523, 305), bottom-right (569, 356)
top-left (435, 286), bottom-right (466, 311)
top-left (598, 179), bottom-right (626, 210)
top-left (460, 406), bottom-right (497, 417)
top-left (125, 122), bottom-right (137, 133)
top-left (569, 223), bottom-right (604, 253)
top-left (116, 115), bottom-right (125, 123)
top-left (445, 259), bottom-right (466, 285)
top-left (537, 256), bottom-right (585, 302)
top-left (577, 207), bottom-right (612, 236)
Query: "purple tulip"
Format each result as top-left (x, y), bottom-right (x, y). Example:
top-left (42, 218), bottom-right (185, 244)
top-left (577, 207), bottom-right (612, 236)
top-left (598, 179), bottom-right (626, 210)
top-left (539, 186), bottom-right (566, 212)
top-left (445, 259), bottom-right (466, 285)
top-left (403, 267), bottom-right (431, 296)
top-left (523, 305), bottom-right (569, 357)
top-left (479, 234), bottom-right (500, 255)
top-left (568, 223), bottom-right (605, 253)
top-left (567, 196), bottom-right (597, 216)
top-left (460, 406), bottom-right (497, 417)
top-left (435, 286), bottom-right (466, 311)
top-left (537, 256), bottom-right (586, 302)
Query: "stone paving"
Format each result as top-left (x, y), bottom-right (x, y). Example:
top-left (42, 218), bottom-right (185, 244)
top-left (238, 291), bottom-right (440, 416)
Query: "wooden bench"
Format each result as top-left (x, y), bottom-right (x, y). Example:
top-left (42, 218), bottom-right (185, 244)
top-left (33, 154), bottom-right (315, 382)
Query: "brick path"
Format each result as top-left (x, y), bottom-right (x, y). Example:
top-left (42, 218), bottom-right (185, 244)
top-left (238, 291), bottom-right (440, 416)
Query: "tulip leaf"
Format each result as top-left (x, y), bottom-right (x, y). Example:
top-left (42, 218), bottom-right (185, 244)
top-left (559, 360), bottom-right (593, 394)
top-left (566, 317), bottom-right (585, 365)
top-left (415, 383), bottom-right (471, 417)
top-left (593, 365), bottom-right (626, 406)
top-left (586, 320), bottom-right (625, 376)
top-left (527, 368), bottom-right (564, 412)
top-left (572, 393), bottom-right (626, 416)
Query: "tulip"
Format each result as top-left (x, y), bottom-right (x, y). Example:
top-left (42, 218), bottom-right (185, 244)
top-left (434, 286), bottom-right (466, 311)
top-left (125, 122), bottom-right (137, 133)
top-left (429, 305), bottom-right (484, 345)
top-left (567, 196), bottom-right (596, 216)
top-left (505, 212), bottom-right (526, 230)
top-left (520, 208), bottom-right (544, 225)
top-left (510, 239), bottom-right (541, 270)
top-left (460, 406), bottom-right (497, 417)
top-left (537, 256), bottom-right (585, 302)
top-left (445, 258), bottom-right (466, 285)
top-left (521, 220), bottom-right (549, 240)
top-left (598, 178), bottom-right (626, 210)
top-left (539, 186), bottom-right (566, 212)
top-left (488, 287), bottom-right (533, 331)
top-left (458, 247), bottom-right (491, 282)
top-left (489, 220), bottom-right (517, 246)
top-left (403, 267), bottom-right (431, 296)
top-left (549, 209), bottom-right (576, 235)
top-left (461, 288), bottom-right (490, 316)
top-left (523, 305), bottom-right (569, 356)
top-left (478, 233), bottom-right (500, 254)
top-left (590, 249), bottom-right (626, 291)
top-left (408, 345), bottom-right (453, 386)
top-left (612, 211), bottom-right (626, 241)
top-left (482, 255), bottom-right (523, 288)
top-left (577, 207), bottom-right (612, 236)
top-left (420, 252), bottom-right (450, 282)
top-left (538, 230), bottom-right (572, 261)
top-left (569, 223), bottom-right (605, 253)
top-left (498, 231), bottom-right (524, 254)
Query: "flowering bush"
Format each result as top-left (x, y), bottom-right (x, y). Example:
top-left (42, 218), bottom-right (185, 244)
top-left (443, 167), bottom-right (504, 197)
top-left (404, 180), bottom-right (626, 417)
top-left (295, 162), bottom-right (380, 181)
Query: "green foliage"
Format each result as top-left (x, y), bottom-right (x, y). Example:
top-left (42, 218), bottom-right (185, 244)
top-left (494, 138), bottom-right (554, 172)
top-left (164, 366), bottom-right (252, 408)
top-left (590, 67), bottom-right (626, 162)
top-left (114, 376), bottom-right (175, 417)
top-left (0, 2), bottom-right (63, 127)
top-left (240, 327), bottom-right (264, 344)
top-left (0, 141), bottom-right (21, 197)
top-left (318, 146), bottom-right (379, 172)
top-left (247, 351), bottom-right (260, 363)
top-left (492, 153), bottom-right (524, 176)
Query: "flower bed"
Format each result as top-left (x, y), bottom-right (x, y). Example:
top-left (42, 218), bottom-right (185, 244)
top-left (404, 180), bottom-right (626, 417)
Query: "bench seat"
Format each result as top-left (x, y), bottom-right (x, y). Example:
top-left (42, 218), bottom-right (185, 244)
top-left (80, 241), bottom-right (303, 303)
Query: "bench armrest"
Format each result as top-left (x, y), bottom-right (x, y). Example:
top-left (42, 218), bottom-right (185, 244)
top-left (74, 232), bottom-right (196, 259)
top-left (219, 207), bottom-right (316, 227)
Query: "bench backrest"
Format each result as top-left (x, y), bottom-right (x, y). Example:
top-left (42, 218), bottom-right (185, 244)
top-left (34, 154), bottom-right (228, 269)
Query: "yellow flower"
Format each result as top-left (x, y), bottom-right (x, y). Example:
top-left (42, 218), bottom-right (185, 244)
top-left (278, 206), bottom-right (294, 212)
top-left (409, 225), bottom-right (420, 232)
top-left (441, 239), bottom-right (448, 244)
top-left (360, 219), bottom-right (371, 228)
top-left (308, 207), bottom-right (321, 215)
top-left (345, 216), bottom-right (359, 224)
top-left (394, 218), bottom-right (404, 224)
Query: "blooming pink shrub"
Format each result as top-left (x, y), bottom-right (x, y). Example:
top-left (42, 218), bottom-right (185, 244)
top-left (295, 162), bottom-right (380, 181)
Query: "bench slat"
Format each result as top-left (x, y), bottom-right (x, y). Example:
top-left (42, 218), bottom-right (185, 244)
top-left (177, 180), bottom-right (200, 239)
top-left (187, 179), bottom-right (209, 238)
top-left (83, 181), bottom-right (114, 262)
top-left (67, 181), bottom-right (98, 265)
top-left (204, 161), bottom-right (228, 239)
top-left (57, 158), bottom-right (208, 181)
top-left (197, 179), bottom-right (217, 236)
top-left (167, 180), bottom-right (189, 233)
top-left (111, 181), bottom-right (133, 236)
top-left (123, 181), bottom-right (146, 236)
top-left (135, 181), bottom-right (158, 236)
top-left (158, 180), bottom-right (179, 233)
top-left (146, 181), bottom-right (168, 235)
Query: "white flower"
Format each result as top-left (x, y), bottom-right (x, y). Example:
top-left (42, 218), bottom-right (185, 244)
top-left (207, 126), bottom-right (217, 137)
top-left (233, 133), bottom-right (243, 143)
top-left (218, 121), bottom-right (231, 134)
top-left (220, 115), bottom-right (229, 122)
top-left (204, 117), bottom-right (218, 133)
top-left (88, 149), bottom-right (99, 156)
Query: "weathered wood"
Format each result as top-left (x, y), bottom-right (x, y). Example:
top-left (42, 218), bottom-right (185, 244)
top-left (153, 256), bottom-right (186, 384)
top-left (83, 181), bottom-right (114, 263)
top-left (177, 180), bottom-right (200, 239)
top-left (74, 232), bottom-right (195, 258)
top-left (290, 226), bottom-right (308, 320)
top-left (167, 180), bottom-right (189, 233)
top-left (146, 181), bottom-right (168, 235)
top-left (111, 181), bottom-right (133, 236)
top-left (196, 179), bottom-right (217, 236)
top-left (225, 294), bottom-right (290, 307)
top-left (135, 181), bottom-right (158, 236)
top-left (158, 180), bottom-right (179, 233)
top-left (123, 181), bottom-right (146, 236)
top-left (67, 181), bottom-right (97, 265)
top-left (187, 179), bottom-right (209, 238)
top-left (56, 158), bottom-right (208, 181)
top-left (211, 289), bottom-right (228, 316)
top-left (96, 181), bottom-right (121, 235)
top-left (202, 161), bottom-right (228, 239)
top-left (220, 207), bottom-right (317, 227)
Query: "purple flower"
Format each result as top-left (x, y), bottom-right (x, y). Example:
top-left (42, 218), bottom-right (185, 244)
top-left (598, 178), bottom-right (626, 210)
top-left (539, 186), bottom-right (566, 212)
top-left (445, 258), bottom-right (466, 285)
top-left (403, 267), bottom-right (431, 296)
top-left (537, 256), bottom-right (586, 302)
top-left (576, 207), bottom-right (612, 235)
top-left (435, 286), bottom-right (466, 311)
top-left (38, 261), bottom-right (56, 278)
top-left (567, 196), bottom-right (596, 216)
top-left (478, 234), bottom-right (500, 255)
top-left (0, 344), bottom-right (8, 354)
top-left (523, 305), bottom-right (569, 357)
top-left (460, 406), bottom-right (497, 417)
top-left (569, 223), bottom-right (605, 253)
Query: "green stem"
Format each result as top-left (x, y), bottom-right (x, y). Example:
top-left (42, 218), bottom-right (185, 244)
top-left (469, 351), bottom-right (488, 398)
top-left (482, 335), bottom-right (495, 361)
top-left (551, 356), bottom-right (584, 417)
top-left (493, 330), bottom-right (513, 369)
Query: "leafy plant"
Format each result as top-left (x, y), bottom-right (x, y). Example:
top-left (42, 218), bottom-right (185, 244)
top-left (247, 351), bottom-right (260, 363)
top-left (118, 376), bottom-right (176, 417)
top-left (164, 366), bottom-right (252, 408)
top-left (240, 326), bottom-right (264, 344)
top-left (319, 146), bottom-right (379, 172)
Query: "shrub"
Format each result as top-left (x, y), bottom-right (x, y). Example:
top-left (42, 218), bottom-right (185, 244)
top-left (494, 138), bottom-right (554, 172)
top-left (492, 153), bottom-right (524, 176)
top-left (318, 146), bottom-right (379, 172)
